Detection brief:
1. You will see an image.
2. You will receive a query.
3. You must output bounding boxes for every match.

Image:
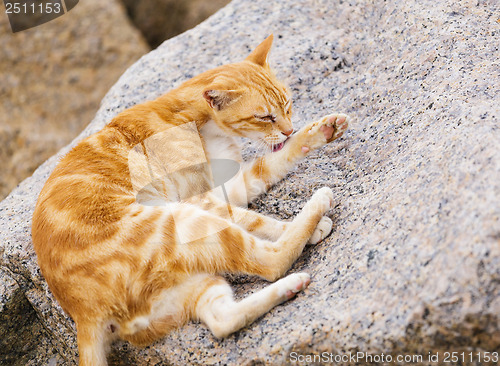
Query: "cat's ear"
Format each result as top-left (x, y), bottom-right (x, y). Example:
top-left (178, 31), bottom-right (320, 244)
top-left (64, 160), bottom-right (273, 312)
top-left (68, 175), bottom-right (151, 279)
top-left (245, 34), bottom-right (273, 67)
top-left (203, 89), bottom-right (243, 111)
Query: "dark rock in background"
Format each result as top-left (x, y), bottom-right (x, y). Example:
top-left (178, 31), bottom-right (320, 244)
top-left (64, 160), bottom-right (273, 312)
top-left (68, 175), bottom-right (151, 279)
top-left (0, 268), bottom-right (64, 365)
top-left (120, 0), bottom-right (231, 48)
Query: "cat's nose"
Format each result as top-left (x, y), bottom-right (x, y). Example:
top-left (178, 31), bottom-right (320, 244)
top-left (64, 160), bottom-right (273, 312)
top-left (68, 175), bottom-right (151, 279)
top-left (282, 129), bottom-right (293, 136)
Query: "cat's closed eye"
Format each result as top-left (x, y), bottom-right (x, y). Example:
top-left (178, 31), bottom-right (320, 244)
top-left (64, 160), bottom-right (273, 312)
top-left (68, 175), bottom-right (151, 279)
top-left (255, 114), bottom-right (276, 122)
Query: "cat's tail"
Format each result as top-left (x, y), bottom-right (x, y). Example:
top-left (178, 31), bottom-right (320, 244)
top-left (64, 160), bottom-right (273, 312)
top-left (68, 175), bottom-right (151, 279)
top-left (75, 320), bottom-right (111, 366)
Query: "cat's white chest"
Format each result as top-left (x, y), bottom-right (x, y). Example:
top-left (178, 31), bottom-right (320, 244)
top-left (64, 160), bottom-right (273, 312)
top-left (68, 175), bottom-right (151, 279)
top-left (200, 120), bottom-right (242, 163)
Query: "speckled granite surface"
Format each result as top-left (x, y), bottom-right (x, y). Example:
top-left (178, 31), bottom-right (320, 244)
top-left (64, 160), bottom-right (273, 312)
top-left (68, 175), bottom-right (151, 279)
top-left (1, 0), bottom-right (499, 364)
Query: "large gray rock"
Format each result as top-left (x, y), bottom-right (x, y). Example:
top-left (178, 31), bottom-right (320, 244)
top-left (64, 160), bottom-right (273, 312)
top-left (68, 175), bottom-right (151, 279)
top-left (1, 0), bottom-right (499, 364)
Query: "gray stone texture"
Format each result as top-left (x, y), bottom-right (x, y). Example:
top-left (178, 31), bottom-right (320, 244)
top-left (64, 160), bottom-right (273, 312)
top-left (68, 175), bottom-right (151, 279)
top-left (1, 0), bottom-right (499, 364)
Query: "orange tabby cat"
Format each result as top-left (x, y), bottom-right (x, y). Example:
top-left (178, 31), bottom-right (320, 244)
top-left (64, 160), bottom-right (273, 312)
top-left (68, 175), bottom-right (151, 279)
top-left (32, 35), bottom-right (349, 366)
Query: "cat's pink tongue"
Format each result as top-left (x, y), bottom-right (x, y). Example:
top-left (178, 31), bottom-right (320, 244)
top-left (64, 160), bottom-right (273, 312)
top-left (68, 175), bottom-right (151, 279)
top-left (272, 142), bottom-right (284, 152)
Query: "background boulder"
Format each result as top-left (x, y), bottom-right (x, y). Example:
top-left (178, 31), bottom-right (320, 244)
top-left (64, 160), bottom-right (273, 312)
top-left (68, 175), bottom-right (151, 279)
top-left (0, 0), bottom-right (149, 200)
top-left (0, 0), bottom-right (499, 364)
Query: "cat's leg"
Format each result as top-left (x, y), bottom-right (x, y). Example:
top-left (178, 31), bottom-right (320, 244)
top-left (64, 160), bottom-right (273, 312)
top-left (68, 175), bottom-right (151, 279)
top-left (170, 186), bottom-right (333, 281)
top-left (257, 186), bottom-right (333, 279)
top-left (191, 273), bottom-right (311, 338)
top-left (228, 205), bottom-right (332, 245)
top-left (220, 205), bottom-right (289, 241)
top-left (225, 113), bottom-right (349, 204)
top-left (126, 273), bottom-right (310, 340)
top-left (192, 194), bottom-right (288, 241)
top-left (196, 194), bottom-right (332, 244)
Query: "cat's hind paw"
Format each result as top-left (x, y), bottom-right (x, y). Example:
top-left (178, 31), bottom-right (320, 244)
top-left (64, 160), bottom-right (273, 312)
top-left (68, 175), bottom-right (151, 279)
top-left (308, 216), bottom-right (333, 245)
top-left (276, 273), bottom-right (311, 300)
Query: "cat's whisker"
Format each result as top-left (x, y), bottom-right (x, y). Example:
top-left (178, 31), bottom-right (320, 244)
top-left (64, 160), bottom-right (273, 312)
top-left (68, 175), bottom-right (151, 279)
top-left (257, 140), bottom-right (271, 155)
top-left (251, 140), bottom-right (268, 159)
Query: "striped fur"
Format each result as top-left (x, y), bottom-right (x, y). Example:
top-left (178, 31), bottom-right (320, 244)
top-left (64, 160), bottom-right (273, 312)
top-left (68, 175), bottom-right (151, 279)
top-left (32, 35), bottom-right (349, 366)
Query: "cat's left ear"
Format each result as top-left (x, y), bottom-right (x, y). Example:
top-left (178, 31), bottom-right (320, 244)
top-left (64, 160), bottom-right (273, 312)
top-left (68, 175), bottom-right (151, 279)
top-left (245, 34), bottom-right (273, 68)
top-left (203, 89), bottom-right (243, 111)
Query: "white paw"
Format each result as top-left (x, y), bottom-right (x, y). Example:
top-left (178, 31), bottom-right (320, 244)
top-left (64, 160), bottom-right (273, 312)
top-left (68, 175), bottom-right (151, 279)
top-left (315, 186), bottom-right (334, 200)
top-left (277, 273), bottom-right (311, 301)
top-left (310, 187), bottom-right (334, 213)
top-left (308, 216), bottom-right (333, 245)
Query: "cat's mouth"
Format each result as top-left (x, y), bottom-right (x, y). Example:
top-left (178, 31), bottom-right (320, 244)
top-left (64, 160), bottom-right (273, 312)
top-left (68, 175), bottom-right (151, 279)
top-left (271, 138), bottom-right (288, 152)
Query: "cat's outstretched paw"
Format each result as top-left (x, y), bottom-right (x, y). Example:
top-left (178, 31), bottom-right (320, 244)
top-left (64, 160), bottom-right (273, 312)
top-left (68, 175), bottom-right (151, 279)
top-left (299, 113), bottom-right (349, 151)
top-left (276, 272), bottom-right (311, 301)
top-left (318, 113), bottom-right (349, 143)
top-left (308, 216), bottom-right (333, 245)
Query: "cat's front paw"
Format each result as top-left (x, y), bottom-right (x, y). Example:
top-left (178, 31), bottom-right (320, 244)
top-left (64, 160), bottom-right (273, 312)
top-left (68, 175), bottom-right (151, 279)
top-left (299, 113), bottom-right (349, 152)
top-left (318, 113), bottom-right (349, 143)
top-left (308, 216), bottom-right (333, 245)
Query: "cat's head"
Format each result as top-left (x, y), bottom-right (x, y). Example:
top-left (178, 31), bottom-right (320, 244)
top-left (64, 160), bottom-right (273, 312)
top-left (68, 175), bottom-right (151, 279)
top-left (203, 35), bottom-right (293, 152)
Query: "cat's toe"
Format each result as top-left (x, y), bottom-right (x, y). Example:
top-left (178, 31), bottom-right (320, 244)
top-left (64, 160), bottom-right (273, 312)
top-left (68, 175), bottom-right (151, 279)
top-left (320, 125), bottom-right (335, 141)
top-left (308, 216), bottom-right (333, 244)
top-left (334, 114), bottom-right (349, 134)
